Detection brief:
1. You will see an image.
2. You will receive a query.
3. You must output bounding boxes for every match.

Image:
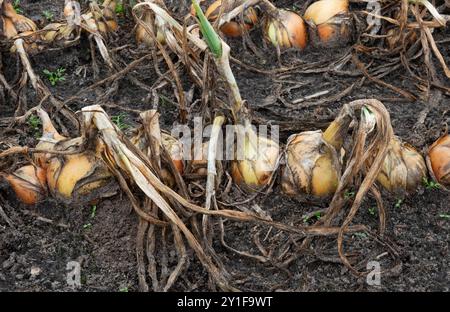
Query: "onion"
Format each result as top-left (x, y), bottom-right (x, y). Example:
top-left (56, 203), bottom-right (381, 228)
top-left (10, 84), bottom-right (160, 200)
top-left (190, 141), bottom-right (209, 176)
top-left (264, 9), bottom-right (307, 49)
top-left (2, 16), bottom-right (18, 39)
top-left (3, 165), bottom-right (47, 205)
top-left (33, 109), bottom-right (66, 169)
top-left (427, 134), bottom-right (450, 188)
top-left (2, 1), bottom-right (37, 34)
top-left (46, 151), bottom-right (113, 200)
top-left (204, 0), bottom-right (259, 37)
top-left (304, 0), bottom-right (351, 47)
top-left (135, 8), bottom-right (166, 47)
top-left (281, 130), bottom-right (340, 197)
top-left (231, 125), bottom-right (279, 188)
top-left (375, 136), bottom-right (426, 193)
top-left (102, 0), bottom-right (118, 32)
top-left (162, 132), bottom-right (185, 174)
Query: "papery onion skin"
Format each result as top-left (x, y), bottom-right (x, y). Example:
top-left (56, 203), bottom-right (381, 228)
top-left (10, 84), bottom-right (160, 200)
top-left (304, 0), bottom-right (351, 47)
top-left (162, 132), bottom-right (185, 174)
top-left (4, 165), bottom-right (47, 205)
top-left (46, 153), bottom-right (112, 200)
top-left (231, 134), bottom-right (280, 189)
top-left (281, 131), bottom-right (340, 197)
top-left (135, 9), bottom-right (166, 47)
top-left (204, 0), bottom-right (258, 37)
top-left (375, 137), bottom-right (427, 193)
top-left (428, 134), bottom-right (450, 187)
top-left (264, 9), bottom-right (307, 49)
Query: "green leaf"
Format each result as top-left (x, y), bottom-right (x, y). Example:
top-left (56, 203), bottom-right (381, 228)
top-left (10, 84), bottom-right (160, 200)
top-left (191, 0), bottom-right (222, 58)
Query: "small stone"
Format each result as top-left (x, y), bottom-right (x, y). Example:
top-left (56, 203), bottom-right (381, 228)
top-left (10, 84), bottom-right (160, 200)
top-left (15, 274), bottom-right (24, 280)
top-left (30, 266), bottom-right (42, 277)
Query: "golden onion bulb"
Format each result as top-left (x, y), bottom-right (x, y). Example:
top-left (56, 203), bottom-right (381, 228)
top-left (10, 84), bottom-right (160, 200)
top-left (102, 0), bottom-right (118, 32)
top-left (46, 152), bottom-right (112, 201)
top-left (231, 129), bottom-right (279, 189)
top-left (264, 9), bottom-right (307, 49)
top-left (304, 0), bottom-right (351, 47)
top-left (4, 165), bottom-right (47, 205)
top-left (204, 0), bottom-right (259, 38)
top-left (135, 9), bottom-right (166, 47)
top-left (281, 130), bottom-right (340, 197)
top-left (162, 132), bottom-right (185, 175)
top-left (2, 17), bottom-right (18, 39)
top-left (33, 109), bottom-right (66, 170)
top-left (427, 134), bottom-right (450, 188)
top-left (3, 1), bottom-right (37, 34)
top-left (189, 141), bottom-right (210, 176)
top-left (375, 137), bottom-right (427, 193)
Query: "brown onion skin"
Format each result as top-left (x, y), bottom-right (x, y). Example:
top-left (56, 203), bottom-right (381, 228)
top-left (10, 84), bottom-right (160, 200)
top-left (428, 134), bottom-right (450, 187)
top-left (264, 10), bottom-right (308, 50)
top-left (304, 0), bottom-right (351, 47)
top-left (4, 165), bottom-right (47, 205)
top-left (204, 0), bottom-right (258, 37)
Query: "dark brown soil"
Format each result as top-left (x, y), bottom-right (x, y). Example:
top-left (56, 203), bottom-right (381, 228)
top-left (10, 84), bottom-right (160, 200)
top-left (0, 0), bottom-right (449, 292)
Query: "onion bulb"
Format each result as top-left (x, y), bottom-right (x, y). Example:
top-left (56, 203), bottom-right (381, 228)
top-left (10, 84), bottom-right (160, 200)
top-left (427, 134), bottom-right (450, 188)
top-left (33, 109), bottom-right (66, 170)
top-left (190, 141), bottom-right (209, 176)
top-left (162, 132), bottom-right (185, 174)
top-left (231, 126), bottom-right (279, 189)
top-left (135, 8), bottom-right (166, 46)
top-left (2, 16), bottom-right (18, 39)
top-left (101, 0), bottom-right (118, 32)
top-left (204, 0), bottom-right (259, 37)
top-left (304, 0), bottom-right (351, 47)
top-left (264, 9), bottom-right (307, 49)
top-left (281, 130), bottom-right (340, 197)
top-left (46, 151), bottom-right (113, 201)
top-left (2, 1), bottom-right (37, 34)
top-left (3, 165), bottom-right (47, 205)
top-left (374, 137), bottom-right (426, 193)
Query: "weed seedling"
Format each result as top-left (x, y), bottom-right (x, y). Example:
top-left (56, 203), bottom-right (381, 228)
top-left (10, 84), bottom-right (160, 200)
top-left (111, 113), bottom-right (130, 131)
top-left (90, 205), bottom-right (97, 219)
top-left (115, 2), bottom-right (125, 14)
top-left (439, 213), bottom-right (450, 220)
top-left (422, 177), bottom-right (441, 190)
top-left (368, 207), bottom-right (377, 216)
top-left (344, 190), bottom-right (355, 199)
top-left (27, 115), bottom-right (42, 138)
top-left (353, 232), bottom-right (368, 239)
top-left (42, 10), bottom-right (54, 21)
top-left (395, 199), bottom-right (403, 209)
top-left (119, 287), bottom-right (129, 292)
top-left (43, 68), bottom-right (66, 86)
top-left (13, 0), bottom-right (23, 14)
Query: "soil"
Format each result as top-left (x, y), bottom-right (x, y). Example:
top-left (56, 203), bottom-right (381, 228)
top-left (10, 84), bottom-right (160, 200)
top-left (0, 0), bottom-right (449, 292)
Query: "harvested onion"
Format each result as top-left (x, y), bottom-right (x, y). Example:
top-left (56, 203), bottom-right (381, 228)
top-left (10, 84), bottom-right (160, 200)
top-left (264, 9), bottom-right (307, 49)
top-left (189, 141), bottom-right (210, 176)
top-left (2, 0), bottom-right (37, 34)
top-left (304, 0), bottom-right (351, 47)
top-left (3, 165), bottom-right (47, 205)
top-left (46, 151), bottom-right (113, 200)
top-left (375, 136), bottom-right (426, 193)
top-left (231, 125), bottom-right (279, 188)
top-left (427, 134), bottom-right (450, 188)
top-left (135, 8), bottom-right (166, 47)
top-left (204, 0), bottom-right (259, 37)
top-left (162, 132), bottom-right (185, 174)
top-left (33, 109), bottom-right (66, 169)
top-left (281, 130), bottom-right (340, 197)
